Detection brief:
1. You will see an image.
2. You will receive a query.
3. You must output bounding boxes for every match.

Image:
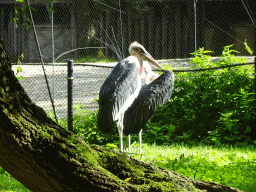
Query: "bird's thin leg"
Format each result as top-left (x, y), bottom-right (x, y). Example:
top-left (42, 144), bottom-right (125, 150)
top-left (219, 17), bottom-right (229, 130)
top-left (139, 129), bottom-right (142, 154)
top-left (128, 135), bottom-right (131, 152)
top-left (117, 123), bottom-right (122, 152)
top-left (118, 113), bottom-right (124, 152)
top-left (120, 127), bottom-right (123, 152)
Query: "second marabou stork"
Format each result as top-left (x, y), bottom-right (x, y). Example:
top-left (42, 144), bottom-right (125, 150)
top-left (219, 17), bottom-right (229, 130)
top-left (98, 42), bottom-right (162, 152)
top-left (126, 61), bottom-right (160, 151)
top-left (123, 63), bottom-right (175, 153)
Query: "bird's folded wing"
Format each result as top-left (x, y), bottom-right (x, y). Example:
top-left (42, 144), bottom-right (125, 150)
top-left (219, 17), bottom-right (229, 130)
top-left (123, 70), bottom-right (175, 135)
top-left (98, 59), bottom-right (141, 134)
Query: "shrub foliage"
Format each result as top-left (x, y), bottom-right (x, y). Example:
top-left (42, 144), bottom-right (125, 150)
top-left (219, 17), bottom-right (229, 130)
top-left (149, 45), bottom-right (255, 145)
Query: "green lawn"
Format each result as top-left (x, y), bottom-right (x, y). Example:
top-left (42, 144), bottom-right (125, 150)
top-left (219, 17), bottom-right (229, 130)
top-left (74, 56), bottom-right (117, 63)
top-left (0, 169), bottom-right (30, 192)
top-left (1, 143), bottom-right (255, 191)
top-left (129, 142), bottom-right (256, 192)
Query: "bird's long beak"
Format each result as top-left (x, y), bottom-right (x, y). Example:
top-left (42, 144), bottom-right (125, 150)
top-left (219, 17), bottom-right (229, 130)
top-left (142, 52), bottom-right (162, 69)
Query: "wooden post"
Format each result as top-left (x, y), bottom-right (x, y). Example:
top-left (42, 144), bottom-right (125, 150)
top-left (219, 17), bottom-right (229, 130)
top-left (197, 0), bottom-right (205, 49)
top-left (187, 0), bottom-right (195, 55)
top-left (148, 8), bottom-right (154, 55)
top-left (122, 3), bottom-right (130, 58)
top-left (155, 21), bottom-right (161, 59)
top-left (105, 10), bottom-right (111, 57)
top-left (174, 3), bottom-right (181, 58)
top-left (182, 16), bottom-right (189, 58)
top-left (134, 15), bottom-right (140, 42)
top-left (127, 6), bottom-right (133, 47)
top-left (99, 13), bottom-right (105, 55)
top-left (168, 2), bottom-right (176, 58)
top-left (161, 8), bottom-right (168, 59)
top-left (140, 13), bottom-right (146, 47)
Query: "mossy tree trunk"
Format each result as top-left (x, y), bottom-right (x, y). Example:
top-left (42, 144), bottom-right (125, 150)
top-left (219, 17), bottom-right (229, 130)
top-left (0, 37), bottom-right (243, 191)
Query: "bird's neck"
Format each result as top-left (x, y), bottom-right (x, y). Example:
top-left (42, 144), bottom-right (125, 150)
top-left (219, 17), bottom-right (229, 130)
top-left (139, 67), bottom-right (143, 75)
top-left (131, 51), bottom-right (143, 69)
top-left (137, 56), bottom-right (143, 68)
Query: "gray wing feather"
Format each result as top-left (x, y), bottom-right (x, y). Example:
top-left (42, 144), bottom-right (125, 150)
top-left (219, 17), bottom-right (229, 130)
top-left (98, 59), bottom-right (140, 134)
top-left (123, 70), bottom-right (175, 135)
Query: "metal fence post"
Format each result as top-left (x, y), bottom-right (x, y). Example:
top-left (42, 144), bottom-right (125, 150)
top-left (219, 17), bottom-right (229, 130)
top-left (67, 60), bottom-right (73, 132)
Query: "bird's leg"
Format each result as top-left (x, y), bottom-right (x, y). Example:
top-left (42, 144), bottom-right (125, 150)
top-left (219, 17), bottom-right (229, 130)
top-left (117, 113), bottom-right (124, 152)
top-left (139, 129), bottom-right (142, 154)
top-left (117, 124), bottom-right (123, 152)
top-left (128, 135), bottom-right (131, 152)
top-left (119, 127), bottom-right (123, 152)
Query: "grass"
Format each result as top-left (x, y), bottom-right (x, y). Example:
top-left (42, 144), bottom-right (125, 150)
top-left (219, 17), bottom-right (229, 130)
top-left (127, 142), bottom-right (256, 192)
top-left (73, 48), bottom-right (117, 63)
top-left (1, 142), bottom-right (255, 191)
top-left (0, 169), bottom-right (30, 192)
top-left (74, 54), bottom-right (117, 63)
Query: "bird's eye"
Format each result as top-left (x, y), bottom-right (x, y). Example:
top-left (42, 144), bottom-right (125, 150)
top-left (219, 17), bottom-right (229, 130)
top-left (139, 48), bottom-right (145, 54)
top-left (134, 48), bottom-right (145, 55)
top-left (134, 48), bottom-right (140, 52)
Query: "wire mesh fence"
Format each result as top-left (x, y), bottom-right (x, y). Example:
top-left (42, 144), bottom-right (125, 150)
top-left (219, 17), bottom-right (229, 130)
top-left (10, 59), bottom-right (193, 119)
top-left (1, 0), bottom-right (255, 63)
top-left (12, 63), bottom-right (113, 119)
top-left (11, 57), bottom-right (255, 120)
top-left (1, 0), bottom-right (256, 120)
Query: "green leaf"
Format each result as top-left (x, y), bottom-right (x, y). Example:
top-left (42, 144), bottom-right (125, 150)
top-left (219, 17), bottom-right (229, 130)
top-left (17, 76), bottom-right (25, 80)
top-left (246, 126), bottom-right (251, 133)
top-left (106, 143), bottom-right (118, 149)
top-left (28, 5), bottom-right (36, 12)
top-left (50, 6), bottom-right (55, 14)
top-left (26, 18), bottom-right (32, 25)
top-left (125, 178), bottom-right (131, 182)
top-left (17, 67), bottom-right (22, 73)
top-left (203, 50), bottom-right (214, 53)
top-left (16, 0), bottom-right (26, 2)
top-left (243, 39), bottom-right (253, 55)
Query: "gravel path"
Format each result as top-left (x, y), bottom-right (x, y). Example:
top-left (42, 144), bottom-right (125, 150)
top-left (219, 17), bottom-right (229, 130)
top-left (12, 56), bottom-right (254, 119)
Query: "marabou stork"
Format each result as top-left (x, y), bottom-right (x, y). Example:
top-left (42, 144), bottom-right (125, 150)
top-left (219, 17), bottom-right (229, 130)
top-left (123, 63), bottom-right (175, 154)
top-left (98, 42), bottom-right (162, 152)
top-left (126, 61), bottom-right (160, 151)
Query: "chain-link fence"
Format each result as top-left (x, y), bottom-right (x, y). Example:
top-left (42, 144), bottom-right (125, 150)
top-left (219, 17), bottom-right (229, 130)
top-left (12, 63), bottom-right (113, 119)
top-left (0, 0), bottom-right (255, 120)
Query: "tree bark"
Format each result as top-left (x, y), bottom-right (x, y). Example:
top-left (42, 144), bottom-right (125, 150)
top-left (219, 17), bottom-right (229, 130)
top-left (0, 37), bottom-right (243, 192)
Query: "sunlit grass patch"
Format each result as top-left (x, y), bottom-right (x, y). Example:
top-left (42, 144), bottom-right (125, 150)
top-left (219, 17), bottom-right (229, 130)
top-left (0, 169), bottom-right (30, 192)
top-left (129, 143), bottom-right (256, 192)
top-left (74, 55), bottom-right (117, 63)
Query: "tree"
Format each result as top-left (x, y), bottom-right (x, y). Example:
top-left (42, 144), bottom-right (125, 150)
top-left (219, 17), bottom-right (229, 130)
top-left (0, 36), bottom-right (244, 192)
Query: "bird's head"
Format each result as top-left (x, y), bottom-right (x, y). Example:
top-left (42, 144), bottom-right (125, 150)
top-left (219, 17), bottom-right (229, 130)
top-left (129, 41), bottom-right (162, 69)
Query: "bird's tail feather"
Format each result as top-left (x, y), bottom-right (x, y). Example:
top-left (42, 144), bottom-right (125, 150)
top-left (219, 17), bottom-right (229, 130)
top-left (97, 105), bottom-right (114, 134)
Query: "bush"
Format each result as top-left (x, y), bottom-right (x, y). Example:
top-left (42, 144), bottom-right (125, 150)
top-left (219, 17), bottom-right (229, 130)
top-left (149, 45), bottom-right (255, 145)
